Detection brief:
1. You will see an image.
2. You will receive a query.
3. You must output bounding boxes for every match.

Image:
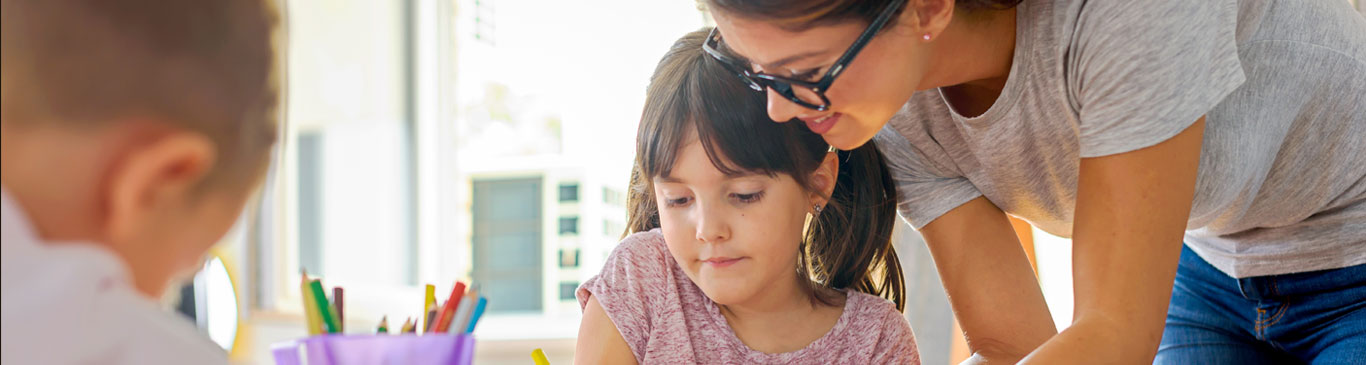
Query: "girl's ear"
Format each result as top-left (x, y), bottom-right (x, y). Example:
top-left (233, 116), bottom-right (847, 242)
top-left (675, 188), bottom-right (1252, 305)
top-left (809, 151), bottom-right (840, 208)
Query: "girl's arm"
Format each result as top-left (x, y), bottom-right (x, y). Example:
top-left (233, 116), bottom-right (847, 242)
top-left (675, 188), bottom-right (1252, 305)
top-left (920, 197), bottom-right (1058, 364)
top-left (1020, 118), bottom-right (1205, 363)
top-left (574, 296), bottom-right (638, 365)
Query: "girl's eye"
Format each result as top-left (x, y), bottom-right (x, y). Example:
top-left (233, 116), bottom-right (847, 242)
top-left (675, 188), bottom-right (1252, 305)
top-left (665, 196), bottom-right (692, 207)
top-left (732, 191), bottom-right (765, 204)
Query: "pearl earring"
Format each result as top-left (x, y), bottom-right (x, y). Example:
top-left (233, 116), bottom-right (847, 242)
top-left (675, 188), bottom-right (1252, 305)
top-left (922, 33), bottom-right (932, 41)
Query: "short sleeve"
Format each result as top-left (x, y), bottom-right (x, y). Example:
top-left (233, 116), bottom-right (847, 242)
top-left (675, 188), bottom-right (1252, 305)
top-left (1067, 0), bottom-right (1245, 158)
top-left (870, 307), bottom-right (920, 365)
top-left (873, 126), bottom-right (982, 230)
top-left (576, 229), bottom-right (674, 359)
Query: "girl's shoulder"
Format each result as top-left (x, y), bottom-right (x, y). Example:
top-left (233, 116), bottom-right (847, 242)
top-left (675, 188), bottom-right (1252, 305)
top-left (841, 291), bottom-right (920, 363)
top-left (614, 228), bottom-right (669, 258)
top-left (575, 228), bottom-right (682, 322)
top-left (577, 228), bottom-right (705, 362)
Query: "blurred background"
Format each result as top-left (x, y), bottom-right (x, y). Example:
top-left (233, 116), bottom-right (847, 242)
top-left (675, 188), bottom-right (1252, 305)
top-left (180, 0), bottom-right (1366, 364)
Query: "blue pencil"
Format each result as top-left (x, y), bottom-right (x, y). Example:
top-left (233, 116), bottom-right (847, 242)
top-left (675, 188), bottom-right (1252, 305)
top-left (464, 297), bottom-right (488, 334)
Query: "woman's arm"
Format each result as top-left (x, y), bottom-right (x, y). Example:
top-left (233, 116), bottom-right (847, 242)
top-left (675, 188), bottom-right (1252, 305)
top-left (1021, 118), bottom-right (1205, 363)
top-left (920, 197), bottom-right (1059, 364)
top-left (574, 296), bottom-right (637, 365)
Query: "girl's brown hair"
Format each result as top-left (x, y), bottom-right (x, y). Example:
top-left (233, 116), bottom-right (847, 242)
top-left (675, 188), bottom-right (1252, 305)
top-left (626, 28), bottom-right (904, 311)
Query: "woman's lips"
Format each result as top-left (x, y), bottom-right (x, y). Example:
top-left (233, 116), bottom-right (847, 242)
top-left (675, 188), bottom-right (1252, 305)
top-left (701, 257), bottom-right (744, 268)
top-left (800, 113), bottom-right (841, 135)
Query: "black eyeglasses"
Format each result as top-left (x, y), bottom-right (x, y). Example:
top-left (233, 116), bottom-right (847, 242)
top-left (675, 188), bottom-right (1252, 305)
top-left (702, 0), bottom-right (903, 112)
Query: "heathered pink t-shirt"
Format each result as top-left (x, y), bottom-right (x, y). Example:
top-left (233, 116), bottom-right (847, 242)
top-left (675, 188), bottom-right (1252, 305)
top-left (577, 229), bottom-right (920, 364)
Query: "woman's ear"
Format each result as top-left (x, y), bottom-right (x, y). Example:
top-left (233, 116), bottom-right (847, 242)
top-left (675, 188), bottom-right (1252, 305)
top-left (809, 151), bottom-right (840, 208)
top-left (908, 0), bottom-right (956, 39)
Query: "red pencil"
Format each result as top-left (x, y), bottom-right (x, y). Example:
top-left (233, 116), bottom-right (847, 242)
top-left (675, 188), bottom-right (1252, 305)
top-left (432, 282), bottom-right (467, 333)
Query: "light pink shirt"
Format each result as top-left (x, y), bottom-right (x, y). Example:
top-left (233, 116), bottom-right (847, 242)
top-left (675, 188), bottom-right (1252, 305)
top-left (578, 229), bottom-right (920, 364)
top-left (1, 188), bottom-right (226, 365)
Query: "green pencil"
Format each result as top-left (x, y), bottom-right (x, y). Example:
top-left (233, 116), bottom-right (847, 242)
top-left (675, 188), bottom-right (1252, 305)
top-left (308, 279), bottom-right (339, 333)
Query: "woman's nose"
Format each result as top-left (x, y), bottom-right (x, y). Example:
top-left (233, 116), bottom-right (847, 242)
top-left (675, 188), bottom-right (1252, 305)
top-left (766, 88), bottom-right (803, 123)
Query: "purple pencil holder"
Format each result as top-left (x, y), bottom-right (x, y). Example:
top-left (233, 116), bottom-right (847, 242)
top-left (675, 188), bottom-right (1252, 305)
top-left (272, 334), bottom-right (476, 365)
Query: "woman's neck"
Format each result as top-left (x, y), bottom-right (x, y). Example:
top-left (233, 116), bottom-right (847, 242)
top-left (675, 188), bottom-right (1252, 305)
top-left (922, 7), bottom-right (1018, 117)
top-left (717, 277), bottom-right (845, 354)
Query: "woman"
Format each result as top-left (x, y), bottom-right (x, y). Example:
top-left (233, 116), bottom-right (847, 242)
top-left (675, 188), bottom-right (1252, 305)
top-left (700, 0), bottom-right (1365, 363)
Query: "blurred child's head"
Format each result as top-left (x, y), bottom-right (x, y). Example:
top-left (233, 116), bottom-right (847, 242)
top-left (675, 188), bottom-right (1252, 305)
top-left (627, 28), bottom-right (904, 310)
top-left (1, 0), bottom-right (279, 296)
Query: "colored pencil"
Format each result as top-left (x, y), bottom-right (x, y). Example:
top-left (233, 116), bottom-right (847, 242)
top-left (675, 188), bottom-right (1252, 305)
top-left (423, 284), bottom-right (436, 332)
top-left (376, 316), bottom-right (389, 334)
top-left (433, 282), bottom-right (467, 333)
top-left (450, 286), bottom-right (480, 335)
top-left (333, 287), bottom-right (345, 332)
top-left (424, 306), bottom-right (439, 333)
top-left (300, 271), bottom-right (324, 335)
top-left (400, 317), bottom-right (416, 334)
top-left (308, 279), bottom-right (339, 333)
top-left (531, 349), bottom-right (550, 365)
top-left (464, 297), bottom-right (488, 334)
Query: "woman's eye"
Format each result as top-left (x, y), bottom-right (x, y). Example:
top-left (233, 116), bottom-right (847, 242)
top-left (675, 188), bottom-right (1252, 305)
top-left (788, 68), bottom-right (821, 81)
top-left (665, 196), bottom-right (692, 207)
top-left (732, 191), bottom-right (765, 204)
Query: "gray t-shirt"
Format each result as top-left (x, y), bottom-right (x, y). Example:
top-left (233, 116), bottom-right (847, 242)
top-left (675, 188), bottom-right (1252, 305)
top-left (876, 0), bottom-right (1366, 278)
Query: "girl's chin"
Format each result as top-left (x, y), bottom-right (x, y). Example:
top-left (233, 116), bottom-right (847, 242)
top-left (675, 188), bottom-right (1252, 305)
top-left (695, 281), bottom-right (755, 306)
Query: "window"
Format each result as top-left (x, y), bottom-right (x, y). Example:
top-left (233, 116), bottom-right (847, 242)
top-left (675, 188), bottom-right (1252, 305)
top-left (559, 183), bottom-right (579, 202)
top-left (473, 178), bottom-right (544, 313)
top-left (603, 187), bottom-right (624, 206)
top-left (558, 248), bottom-right (579, 268)
top-left (559, 282), bottom-right (579, 301)
top-left (558, 216), bottom-right (578, 235)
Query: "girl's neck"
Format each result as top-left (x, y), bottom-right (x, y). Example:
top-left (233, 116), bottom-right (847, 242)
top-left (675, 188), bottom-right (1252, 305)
top-left (717, 277), bottom-right (845, 354)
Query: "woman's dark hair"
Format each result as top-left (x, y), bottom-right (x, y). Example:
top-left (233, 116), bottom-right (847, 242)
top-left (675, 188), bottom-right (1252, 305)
top-left (703, 0), bottom-right (1022, 31)
top-left (625, 28), bottom-right (904, 311)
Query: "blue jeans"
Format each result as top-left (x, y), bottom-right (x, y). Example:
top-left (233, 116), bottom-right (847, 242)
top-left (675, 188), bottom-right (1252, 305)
top-left (1155, 245), bottom-right (1366, 364)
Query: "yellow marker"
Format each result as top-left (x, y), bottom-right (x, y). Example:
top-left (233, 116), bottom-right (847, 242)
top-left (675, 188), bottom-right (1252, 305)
top-left (531, 348), bottom-right (550, 365)
top-left (300, 272), bottom-right (324, 335)
top-left (423, 284), bottom-right (436, 332)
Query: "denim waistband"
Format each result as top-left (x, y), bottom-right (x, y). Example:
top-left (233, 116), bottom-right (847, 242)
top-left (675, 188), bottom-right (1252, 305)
top-left (1235, 259), bottom-right (1366, 300)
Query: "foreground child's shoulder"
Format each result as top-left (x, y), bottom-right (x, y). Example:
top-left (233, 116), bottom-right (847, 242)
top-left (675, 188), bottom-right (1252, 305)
top-left (610, 229), bottom-right (670, 261)
top-left (846, 291), bottom-right (920, 364)
top-left (576, 228), bottom-right (676, 310)
top-left (586, 228), bottom-right (674, 291)
top-left (575, 228), bottom-right (683, 362)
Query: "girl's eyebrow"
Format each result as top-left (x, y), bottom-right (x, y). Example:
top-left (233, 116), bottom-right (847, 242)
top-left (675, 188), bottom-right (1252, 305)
top-left (653, 172), bottom-right (764, 185)
top-left (655, 176), bottom-right (686, 184)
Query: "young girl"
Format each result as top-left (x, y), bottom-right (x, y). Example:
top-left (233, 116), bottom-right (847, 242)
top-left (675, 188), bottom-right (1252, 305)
top-left (574, 28), bottom-right (918, 364)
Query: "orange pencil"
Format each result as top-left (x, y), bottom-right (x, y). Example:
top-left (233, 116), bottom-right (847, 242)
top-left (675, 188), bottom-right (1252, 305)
top-left (432, 282), bottom-right (467, 333)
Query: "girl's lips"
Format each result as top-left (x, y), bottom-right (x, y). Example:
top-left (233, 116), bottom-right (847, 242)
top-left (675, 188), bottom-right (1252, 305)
top-left (801, 113), bottom-right (841, 135)
top-left (702, 257), bottom-right (744, 268)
